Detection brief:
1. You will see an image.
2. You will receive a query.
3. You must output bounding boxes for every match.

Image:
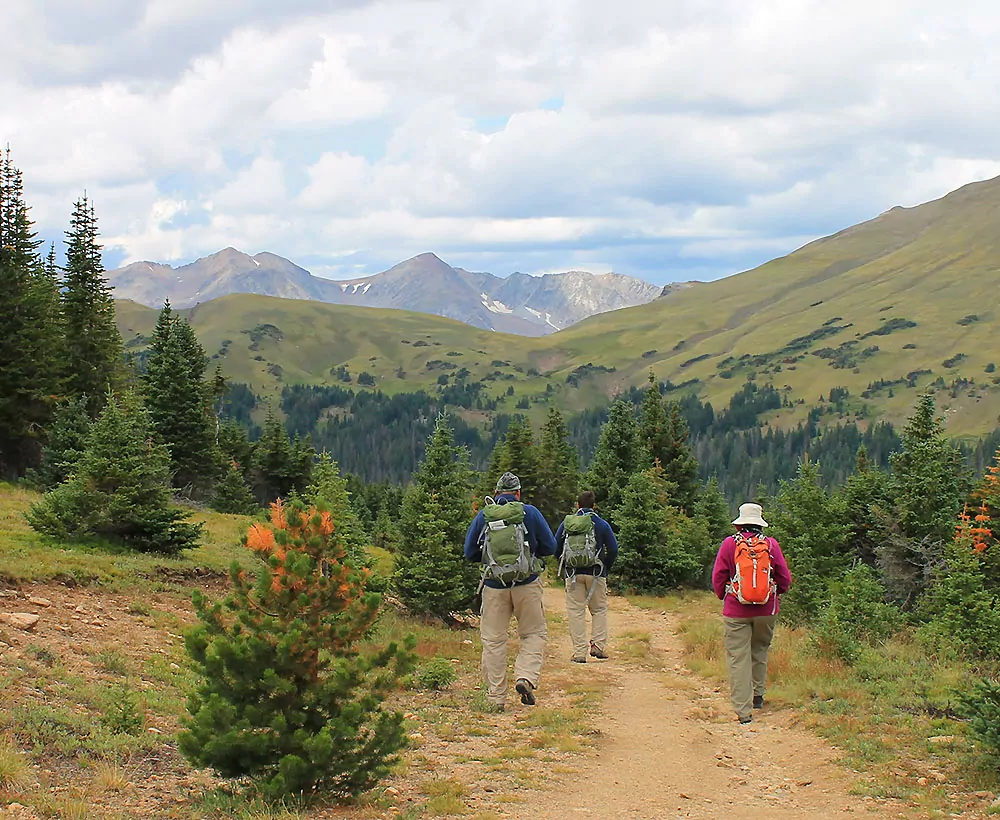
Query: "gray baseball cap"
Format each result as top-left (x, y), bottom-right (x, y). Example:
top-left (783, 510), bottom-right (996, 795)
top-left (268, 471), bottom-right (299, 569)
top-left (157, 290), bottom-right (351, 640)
top-left (495, 472), bottom-right (521, 493)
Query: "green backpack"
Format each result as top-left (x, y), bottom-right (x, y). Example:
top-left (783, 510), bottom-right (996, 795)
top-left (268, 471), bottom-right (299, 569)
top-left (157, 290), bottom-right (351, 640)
top-left (558, 512), bottom-right (601, 576)
top-left (480, 500), bottom-right (539, 586)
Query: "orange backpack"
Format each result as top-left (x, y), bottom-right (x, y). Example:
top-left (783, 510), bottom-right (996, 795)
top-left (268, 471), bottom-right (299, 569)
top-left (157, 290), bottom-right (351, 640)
top-left (729, 532), bottom-right (776, 606)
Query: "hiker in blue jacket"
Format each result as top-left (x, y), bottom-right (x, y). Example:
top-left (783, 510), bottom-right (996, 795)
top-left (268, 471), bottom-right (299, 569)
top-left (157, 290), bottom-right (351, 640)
top-left (555, 490), bottom-right (618, 662)
top-left (464, 472), bottom-right (557, 711)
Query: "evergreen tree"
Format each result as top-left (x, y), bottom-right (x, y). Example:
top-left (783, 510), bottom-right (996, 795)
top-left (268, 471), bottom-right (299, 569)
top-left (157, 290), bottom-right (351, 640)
top-left (62, 196), bottom-right (122, 414)
top-left (585, 400), bottom-right (642, 525)
top-left (143, 302), bottom-right (218, 495)
top-left (878, 395), bottom-right (970, 605)
top-left (24, 396), bottom-right (91, 490)
top-left (638, 373), bottom-right (670, 468)
top-left (662, 401), bottom-right (700, 513)
top-left (613, 469), bottom-right (703, 593)
top-left (218, 418), bottom-right (253, 480)
top-left (27, 391), bottom-right (201, 554)
top-left (0, 150), bottom-right (59, 477)
top-left (394, 415), bottom-right (478, 619)
top-left (536, 407), bottom-right (579, 525)
top-left (694, 477), bottom-right (732, 546)
top-left (841, 445), bottom-right (893, 566)
top-left (889, 394), bottom-right (969, 544)
top-left (181, 498), bottom-right (415, 799)
top-left (480, 418), bottom-right (541, 502)
top-left (252, 408), bottom-right (295, 502)
top-left (290, 433), bottom-right (315, 493)
top-left (209, 461), bottom-right (259, 515)
top-left (917, 540), bottom-right (1000, 662)
top-left (769, 460), bottom-right (849, 623)
top-left (305, 453), bottom-right (369, 562)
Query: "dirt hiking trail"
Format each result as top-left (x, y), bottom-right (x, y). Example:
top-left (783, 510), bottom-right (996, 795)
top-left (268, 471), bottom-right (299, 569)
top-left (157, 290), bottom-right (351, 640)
top-left (511, 588), bottom-right (906, 820)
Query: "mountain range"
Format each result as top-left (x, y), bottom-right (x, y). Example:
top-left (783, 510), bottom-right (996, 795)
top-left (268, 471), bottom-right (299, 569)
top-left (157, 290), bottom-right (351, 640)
top-left (107, 250), bottom-right (670, 335)
top-left (115, 173), bottom-right (1000, 435)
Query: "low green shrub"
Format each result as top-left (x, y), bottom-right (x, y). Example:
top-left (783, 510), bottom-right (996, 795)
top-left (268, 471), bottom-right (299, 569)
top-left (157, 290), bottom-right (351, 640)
top-left (417, 657), bottom-right (457, 691)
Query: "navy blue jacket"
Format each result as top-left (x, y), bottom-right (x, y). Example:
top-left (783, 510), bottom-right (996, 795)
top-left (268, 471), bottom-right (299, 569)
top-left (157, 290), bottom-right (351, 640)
top-left (464, 494), bottom-right (558, 588)
top-left (554, 508), bottom-right (619, 578)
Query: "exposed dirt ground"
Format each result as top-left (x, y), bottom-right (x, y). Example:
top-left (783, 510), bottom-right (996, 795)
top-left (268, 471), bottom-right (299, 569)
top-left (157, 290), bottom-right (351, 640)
top-left (505, 587), bottom-right (913, 820)
top-left (1, 582), bottom-right (993, 818)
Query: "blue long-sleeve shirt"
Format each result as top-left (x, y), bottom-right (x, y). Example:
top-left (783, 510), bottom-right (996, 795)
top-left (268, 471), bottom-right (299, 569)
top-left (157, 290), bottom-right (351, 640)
top-left (554, 508), bottom-right (619, 578)
top-left (464, 493), bottom-right (558, 588)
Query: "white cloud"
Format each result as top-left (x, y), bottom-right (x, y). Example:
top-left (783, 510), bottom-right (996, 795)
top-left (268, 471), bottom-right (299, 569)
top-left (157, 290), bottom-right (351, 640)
top-left (7, 0), bottom-right (1000, 283)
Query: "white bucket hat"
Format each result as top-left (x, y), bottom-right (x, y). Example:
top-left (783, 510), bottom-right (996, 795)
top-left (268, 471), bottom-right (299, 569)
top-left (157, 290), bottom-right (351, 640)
top-left (732, 503), bottom-right (768, 528)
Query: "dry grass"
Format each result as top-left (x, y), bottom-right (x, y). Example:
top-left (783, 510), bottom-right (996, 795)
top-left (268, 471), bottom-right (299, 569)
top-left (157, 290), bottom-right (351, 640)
top-left (665, 591), bottom-right (1000, 815)
top-left (90, 759), bottom-right (129, 794)
top-left (0, 736), bottom-right (31, 793)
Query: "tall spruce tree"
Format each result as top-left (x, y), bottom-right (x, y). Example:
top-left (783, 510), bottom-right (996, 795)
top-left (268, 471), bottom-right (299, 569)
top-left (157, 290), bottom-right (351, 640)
top-left (394, 415), bottom-right (478, 619)
top-left (536, 407), bottom-right (580, 526)
top-left (0, 150), bottom-right (60, 477)
top-left (769, 460), bottom-right (849, 622)
top-left (585, 399), bottom-right (642, 526)
top-left (639, 373), bottom-right (670, 466)
top-left (305, 453), bottom-right (369, 562)
top-left (252, 408), bottom-right (296, 502)
top-left (480, 417), bottom-right (541, 503)
top-left (662, 402), bottom-right (700, 513)
top-left (613, 468), bottom-right (703, 593)
top-left (889, 394), bottom-right (969, 544)
top-left (638, 375), bottom-right (700, 512)
top-left (841, 445), bottom-right (893, 566)
top-left (143, 302), bottom-right (218, 495)
top-left (62, 196), bottom-right (121, 415)
top-left (27, 391), bottom-right (201, 554)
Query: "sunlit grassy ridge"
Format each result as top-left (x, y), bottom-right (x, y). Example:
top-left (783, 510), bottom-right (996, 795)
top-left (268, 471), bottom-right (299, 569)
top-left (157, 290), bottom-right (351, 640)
top-left (118, 175), bottom-right (1000, 433)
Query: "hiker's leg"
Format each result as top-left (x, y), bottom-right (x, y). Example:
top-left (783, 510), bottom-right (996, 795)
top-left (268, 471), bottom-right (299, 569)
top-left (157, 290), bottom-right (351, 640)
top-left (481, 586), bottom-right (514, 705)
top-left (723, 617), bottom-right (753, 720)
top-left (588, 576), bottom-right (609, 653)
top-left (564, 575), bottom-right (589, 661)
top-left (511, 578), bottom-right (547, 688)
top-left (750, 615), bottom-right (777, 699)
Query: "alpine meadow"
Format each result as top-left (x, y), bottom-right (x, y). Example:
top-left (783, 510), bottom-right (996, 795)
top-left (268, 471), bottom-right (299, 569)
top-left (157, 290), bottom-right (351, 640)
top-left (4, 7), bottom-right (1000, 817)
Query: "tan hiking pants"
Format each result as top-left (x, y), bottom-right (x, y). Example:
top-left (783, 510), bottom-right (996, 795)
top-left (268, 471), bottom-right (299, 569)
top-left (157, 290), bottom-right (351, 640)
top-left (565, 575), bottom-right (608, 660)
top-left (480, 579), bottom-right (547, 705)
top-left (723, 615), bottom-right (777, 719)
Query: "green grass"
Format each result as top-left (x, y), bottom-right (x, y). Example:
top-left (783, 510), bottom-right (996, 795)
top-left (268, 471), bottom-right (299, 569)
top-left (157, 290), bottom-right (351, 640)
top-left (114, 175), bottom-right (1000, 436)
top-left (0, 482), bottom-right (254, 586)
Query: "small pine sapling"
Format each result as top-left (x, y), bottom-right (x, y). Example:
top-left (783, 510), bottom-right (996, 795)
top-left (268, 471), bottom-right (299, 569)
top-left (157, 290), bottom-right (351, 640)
top-left (180, 498), bottom-right (415, 800)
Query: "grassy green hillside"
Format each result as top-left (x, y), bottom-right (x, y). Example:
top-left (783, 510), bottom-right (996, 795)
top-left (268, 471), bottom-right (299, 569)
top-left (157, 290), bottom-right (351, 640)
top-left (117, 295), bottom-right (539, 398)
top-left (118, 175), bottom-right (1000, 434)
top-left (544, 176), bottom-right (1000, 434)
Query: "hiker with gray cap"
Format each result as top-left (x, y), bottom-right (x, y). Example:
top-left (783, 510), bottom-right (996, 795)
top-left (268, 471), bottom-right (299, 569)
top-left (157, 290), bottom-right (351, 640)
top-left (711, 502), bottom-right (792, 724)
top-left (554, 490), bottom-right (619, 663)
top-left (464, 471), bottom-right (557, 711)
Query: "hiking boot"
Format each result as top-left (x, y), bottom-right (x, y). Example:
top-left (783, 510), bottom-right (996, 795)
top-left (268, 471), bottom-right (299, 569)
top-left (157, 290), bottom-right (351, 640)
top-left (571, 656), bottom-right (587, 664)
top-left (753, 695), bottom-right (764, 710)
top-left (589, 642), bottom-right (608, 660)
top-left (738, 715), bottom-right (753, 724)
top-left (515, 679), bottom-right (536, 706)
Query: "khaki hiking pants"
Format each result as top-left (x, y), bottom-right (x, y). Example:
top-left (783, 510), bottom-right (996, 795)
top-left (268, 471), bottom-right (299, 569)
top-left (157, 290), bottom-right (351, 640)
top-left (723, 615), bottom-right (777, 720)
top-left (480, 578), bottom-right (547, 705)
top-left (564, 575), bottom-right (608, 661)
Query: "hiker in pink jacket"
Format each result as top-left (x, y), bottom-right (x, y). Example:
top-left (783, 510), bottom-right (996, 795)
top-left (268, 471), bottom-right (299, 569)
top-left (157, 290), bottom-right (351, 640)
top-left (712, 503), bottom-right (792, 725)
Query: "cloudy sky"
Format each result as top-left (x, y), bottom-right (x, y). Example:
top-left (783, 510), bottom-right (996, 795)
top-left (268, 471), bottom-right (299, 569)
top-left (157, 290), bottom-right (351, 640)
top-left (5, 0), bottom-right (1000, 284)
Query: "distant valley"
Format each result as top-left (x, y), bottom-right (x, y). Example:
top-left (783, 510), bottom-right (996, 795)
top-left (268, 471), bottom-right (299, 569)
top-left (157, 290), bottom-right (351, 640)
top-left (108, 250), bottom-right (674, 335)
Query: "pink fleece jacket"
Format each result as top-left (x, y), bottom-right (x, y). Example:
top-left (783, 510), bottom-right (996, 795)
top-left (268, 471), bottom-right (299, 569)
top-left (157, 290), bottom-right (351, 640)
top-left (712, 532), bottom-right (792, 618)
